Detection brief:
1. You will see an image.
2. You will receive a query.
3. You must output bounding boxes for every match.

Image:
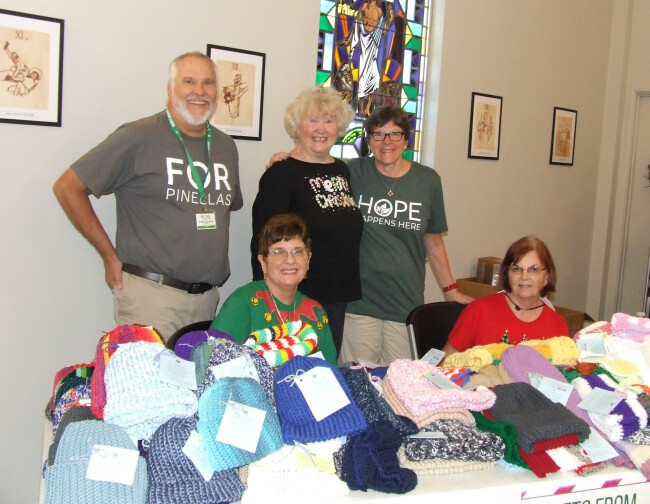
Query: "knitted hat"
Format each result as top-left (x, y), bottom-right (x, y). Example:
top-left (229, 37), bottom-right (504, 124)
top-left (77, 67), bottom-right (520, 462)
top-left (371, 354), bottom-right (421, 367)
top-left (488, 382), bottom-right (591, 453)
top-left (340, 420), bottom-right (417, 494)
top-left (385, 359), bottom-right (496, 415)
top-left (196, 377), bottom-right (283, 472)
top-left (572, 374), bottom-right (647, 441)
top-left (403, 419), bottom-right (505, 462)
top-left (472, 411), bottom-right (528, 469)
top-left (91, 325), bottom-right (164, 418)
top-left (47, 364), bottom-right (94, 423)
top-left (103, 341), bottom-right (198, 440)
top-left (519, 336), bottom-right (579, 365)
top-left (397, 446), bottom-right (497, 476)
top-left (241, 445), bottom-right (349, 504)
top-left (243, 321), bottom-right (318, 368)
top-left (44, 419), bottom-right (148, 504)
top-left (47, 406), bottom-right (96, 467)
top-left (615, 440), bottom-right (650, 478)
top-left (146, 416), bottom-right (244, 504)
top-left (338, 367), bottom-right (418, 437)
top-left (51, 383), bottom-right (92, 436)
top-left (173, 329), bottom-right (234, 361)
top-left (382, 375), bottom-right (476, 429)
top-left (195, 340), bottom-right (275, 404)
top-left (274, 356), bottom-right (367, 444)
top-left (611, 312), bottom-right (650, 341)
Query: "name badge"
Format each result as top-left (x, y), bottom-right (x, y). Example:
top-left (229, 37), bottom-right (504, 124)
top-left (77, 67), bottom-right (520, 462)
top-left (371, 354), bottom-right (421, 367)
top-left (196, 213), bottom-right (217, 230)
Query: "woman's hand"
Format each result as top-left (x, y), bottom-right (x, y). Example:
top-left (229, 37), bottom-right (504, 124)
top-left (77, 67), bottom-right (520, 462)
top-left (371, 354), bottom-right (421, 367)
top-left (266, 152), bottom-right (289, 169)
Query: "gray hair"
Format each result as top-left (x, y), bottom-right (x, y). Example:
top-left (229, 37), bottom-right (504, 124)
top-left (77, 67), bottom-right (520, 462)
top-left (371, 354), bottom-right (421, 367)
top-left (168, 51), bottom-right (218, 88)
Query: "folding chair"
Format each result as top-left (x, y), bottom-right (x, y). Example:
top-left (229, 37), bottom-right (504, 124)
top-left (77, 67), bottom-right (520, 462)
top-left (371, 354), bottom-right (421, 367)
top-left (406, 302), bottom-right (466, 359)
top-left (165, 319), bottom-right (213, 350)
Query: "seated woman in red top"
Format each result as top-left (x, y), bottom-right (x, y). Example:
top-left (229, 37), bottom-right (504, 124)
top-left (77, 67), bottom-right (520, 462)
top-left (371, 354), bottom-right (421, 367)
top-left (442, 235), bottom-right (569, 357)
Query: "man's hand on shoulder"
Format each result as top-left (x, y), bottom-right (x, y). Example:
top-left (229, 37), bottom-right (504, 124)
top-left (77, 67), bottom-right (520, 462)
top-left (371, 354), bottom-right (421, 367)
top-left (265, 152), bottom-right (289, 169)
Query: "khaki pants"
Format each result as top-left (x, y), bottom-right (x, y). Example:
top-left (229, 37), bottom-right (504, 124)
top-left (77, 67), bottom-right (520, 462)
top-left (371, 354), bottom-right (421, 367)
top-left (113, 272), bottom-right (220, 341)
top-left (339, 313), bottom-right (411, 366)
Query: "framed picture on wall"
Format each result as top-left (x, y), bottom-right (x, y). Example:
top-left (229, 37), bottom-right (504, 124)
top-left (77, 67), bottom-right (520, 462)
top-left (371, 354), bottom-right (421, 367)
top-left (549, 107), bottom-right (577, 165)
top-left (0, 9), bottom-right (64, 126)
top-left (207, 44), bottom-right (265, 140)
top-left (468, 92), bottom-right (503, 160)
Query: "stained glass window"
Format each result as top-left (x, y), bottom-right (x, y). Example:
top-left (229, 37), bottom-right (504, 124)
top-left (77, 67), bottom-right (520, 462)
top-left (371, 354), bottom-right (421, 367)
top-left (317, 0), bottom-right (431, 161)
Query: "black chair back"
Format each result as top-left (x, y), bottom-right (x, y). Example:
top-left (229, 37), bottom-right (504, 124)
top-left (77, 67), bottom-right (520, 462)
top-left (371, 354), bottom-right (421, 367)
top-left (406, 302), bottom-right (466, 358)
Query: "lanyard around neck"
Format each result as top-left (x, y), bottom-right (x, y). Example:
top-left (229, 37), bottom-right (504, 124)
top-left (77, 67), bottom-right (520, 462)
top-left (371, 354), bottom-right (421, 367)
top-left (166, 108), bottom-right (212, 210)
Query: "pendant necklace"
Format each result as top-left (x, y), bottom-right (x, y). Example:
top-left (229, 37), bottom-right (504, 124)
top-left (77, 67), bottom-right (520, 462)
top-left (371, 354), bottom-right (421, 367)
top-left (269, 289), bottom-right (296, 322)
top-left (505, 293), bottom-right (545, 311)
top-left (379, 173), bottom-right (400, 196)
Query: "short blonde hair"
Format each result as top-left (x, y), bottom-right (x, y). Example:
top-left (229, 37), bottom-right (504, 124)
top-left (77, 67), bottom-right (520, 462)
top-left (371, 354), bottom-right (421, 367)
top-left (284, 86), bottom-right (355, 142)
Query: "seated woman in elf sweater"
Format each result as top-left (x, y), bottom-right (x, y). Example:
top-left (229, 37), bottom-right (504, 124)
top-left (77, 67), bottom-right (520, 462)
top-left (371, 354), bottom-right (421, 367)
top-left (442, 235), bottom-right (569, 359)
top-left (211, 213), bottom-right (337, 365)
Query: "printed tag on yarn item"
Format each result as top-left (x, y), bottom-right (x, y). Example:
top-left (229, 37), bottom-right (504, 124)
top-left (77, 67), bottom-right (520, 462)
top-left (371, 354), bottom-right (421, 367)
top-left (308, 351), bottom-right (325, 360)
top-left (182, 430), bottom-right (214, 481)
top-left (578, 388), bottom-right (623, 415)
top-left (423, 372), bottom-right (461, 390)
top-left (408, 431), bottom-right (448, 440)
top-left (580, 428), bottom-right (619, 463)
top-left (295, 367), bottom-right (350, 421)
top-left (577, 339), bottom-right (607, 355)
top-left (294, 447), bottom-right (336, 473)
top-left (527, 372), bottom-right (573, 406)
top-left (159, 351), bottom-right (197, 390)
top-left (421, 348), bottom-right (445, 366)
top-left (216, 401), bottom-right (266, 453)
top-left (209, 355), bottom-right (260, 383)
top-left (86, 445), bottom-right (139, 486)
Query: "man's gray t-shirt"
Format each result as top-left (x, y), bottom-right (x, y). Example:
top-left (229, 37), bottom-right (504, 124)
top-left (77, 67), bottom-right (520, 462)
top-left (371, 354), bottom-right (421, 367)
top-left (71, 111), bottom-right (243, 285)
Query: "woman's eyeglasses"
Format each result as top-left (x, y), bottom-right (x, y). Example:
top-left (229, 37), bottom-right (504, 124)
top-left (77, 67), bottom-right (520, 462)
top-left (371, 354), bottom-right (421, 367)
top-left (369, 131), bottom-right (405, 142)
top-left (267, 247), bottom-right (308, 259)
top-left (509, 265), bottom-right (547, 275)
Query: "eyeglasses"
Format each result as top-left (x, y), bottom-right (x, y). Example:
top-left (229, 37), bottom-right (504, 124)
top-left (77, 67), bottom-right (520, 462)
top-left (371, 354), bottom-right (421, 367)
top-left (509, 265), bottom-right (547, 275)
top-left (267, 247), bottom-right (309, 260)
top-left (369, 131), bottom-right (405, 142)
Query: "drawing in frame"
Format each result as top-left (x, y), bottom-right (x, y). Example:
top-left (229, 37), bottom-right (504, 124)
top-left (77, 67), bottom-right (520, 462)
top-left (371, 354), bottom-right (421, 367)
top-left (0, 9), bottom-right (64, 127)
top-left (468, 92), bottom-right (503, 160)
top-left (207, 44), bottom-right (265, 141)
top-left (549, 107), bottom-right (577, 165)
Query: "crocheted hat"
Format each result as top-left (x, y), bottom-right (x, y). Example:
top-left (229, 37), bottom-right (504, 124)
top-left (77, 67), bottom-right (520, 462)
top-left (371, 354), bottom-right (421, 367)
top-left (243, 320), bottom-right (318, 368)
top-left (47, 406), bottom-right (96, 467)
top-left (338, 367), bottom-right (418, 437)
top-left (51, 383), bottom-right (92, 436)
top-left (91, 324), bottom-right (164, 419)
top-left (488, 382), bottom-right (591, 453)
top-left (146, 416), bottom-right (244, 504)
top-left (103, 341), bottom-right (198, 440)
top-left (340, 420), bottom-right (417, 494)
top-left (386, 359), bottom-right (496, 415)
top-left (47, 363), bottom-right (94, 423)
top-left (196, 377), bottom-right (283, 472)
top-left (44, 419), bottom-right (148, 504)
top-left (195, 340), bottom-right (275, 404)
top-left (398, 446), bottom-right (497, 476)
top-left (572, 374), bottom-right (648, 441)
top-left (611, 312), bottom-right (650, 341)
top-left (274, 356), bottom-right (367, 444)
top-left (173, 328), bottom-right (234, 361)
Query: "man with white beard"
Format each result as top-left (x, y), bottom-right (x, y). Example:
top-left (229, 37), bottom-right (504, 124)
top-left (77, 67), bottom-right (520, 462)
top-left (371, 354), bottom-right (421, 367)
top-left (53, 51), bottom-right (242, 339)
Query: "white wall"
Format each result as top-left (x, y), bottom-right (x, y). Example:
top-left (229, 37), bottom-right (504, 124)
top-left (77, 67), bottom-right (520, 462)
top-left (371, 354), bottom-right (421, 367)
top-left (0, 1), bottom-right (636, 502)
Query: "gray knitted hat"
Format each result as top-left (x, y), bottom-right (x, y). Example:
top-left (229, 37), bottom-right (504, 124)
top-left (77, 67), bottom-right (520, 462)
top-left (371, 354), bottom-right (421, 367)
top-left (488, 382), bottom-right (591, 453)
top-left (146, 416), bottom-right (244, 504)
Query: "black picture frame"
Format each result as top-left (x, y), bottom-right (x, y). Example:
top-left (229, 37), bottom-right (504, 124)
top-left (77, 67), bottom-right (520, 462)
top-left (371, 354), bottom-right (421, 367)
top-left (468, 92), bottom-right (503, 160)
top-left (549, 107), bottom-right (578, 166)
top-left (0, 9), bottom-right (64, 126)
top-left (207, 44), bottom-right (265, 141)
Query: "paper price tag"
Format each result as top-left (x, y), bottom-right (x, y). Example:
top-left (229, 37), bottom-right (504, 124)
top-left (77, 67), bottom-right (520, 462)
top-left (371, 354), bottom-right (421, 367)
top-left (182, 430), bottom-right (214, 481)
top-left (577, 340), bottom-right (607, 354)
top-left (159, 351), bottom-right (197, 390)
top-left (527, 372), bottom-right (573, 406)
top-left (578, 388), bottom-right (623, 415)
top-left (580, 428), bottom-right (619, 463)
top-left (309, 351), bottom-right (325, 360)
top-left (295, 367), bottom-right (350, 421)
top-left (209, 355), bottom-right (260, 383)
top-left (294, 447), bottom-right (336, 473)
top-left (216, 401), bottom-right (266, 453)
top-left (85, 445), bottom-right (139, 486)
top-left (408, 431), bottom-right (448, 440)
top-left (423, 372), bottom-right (461, 390)
top-left (421, 348), bottom-right (445, 366)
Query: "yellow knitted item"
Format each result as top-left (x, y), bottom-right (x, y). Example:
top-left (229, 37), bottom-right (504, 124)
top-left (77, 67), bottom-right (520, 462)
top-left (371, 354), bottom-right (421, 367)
top-left (482, 342), bottom-right (511, 361)
top-left (520, 336), bottom-right (578, 365)
top-left (443, 347), bottom-right (493, 371)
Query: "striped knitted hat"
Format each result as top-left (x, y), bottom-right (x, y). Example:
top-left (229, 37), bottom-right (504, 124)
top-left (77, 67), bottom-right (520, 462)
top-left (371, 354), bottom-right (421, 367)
top-left (102, 341), bottom-right (198, 440)
top-left (196, 377), bottom-right (283, 472)
top-left (44, 419), bottom-right (148, 504)
top-left (572, 374), bottom-right (648, 441)
top-left (243, 320), bottom-right (318, 368)
top-left (146, 416), bottom-right (244, 504)
top-left (274, 356), bottom-right (367, 444)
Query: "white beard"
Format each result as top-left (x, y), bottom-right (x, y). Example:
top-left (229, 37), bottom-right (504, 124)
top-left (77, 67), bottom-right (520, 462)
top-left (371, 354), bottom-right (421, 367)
top-left (171, 94), bottom-right (216, 126)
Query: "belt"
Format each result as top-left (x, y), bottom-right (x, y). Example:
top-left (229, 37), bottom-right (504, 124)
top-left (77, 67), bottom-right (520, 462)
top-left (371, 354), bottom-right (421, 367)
top-left (122, 264), bottom-right (215, 294)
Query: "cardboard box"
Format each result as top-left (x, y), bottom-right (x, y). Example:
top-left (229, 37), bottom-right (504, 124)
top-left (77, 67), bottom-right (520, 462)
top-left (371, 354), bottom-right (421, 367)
top-left (456, 277), bottom-right (590, 336)
top-left (477, 256), bottom-right (503, 284)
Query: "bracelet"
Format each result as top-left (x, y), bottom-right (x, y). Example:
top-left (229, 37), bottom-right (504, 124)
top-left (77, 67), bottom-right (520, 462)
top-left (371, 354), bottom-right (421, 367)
top-left (442, 282), bottom-right (458, 293)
